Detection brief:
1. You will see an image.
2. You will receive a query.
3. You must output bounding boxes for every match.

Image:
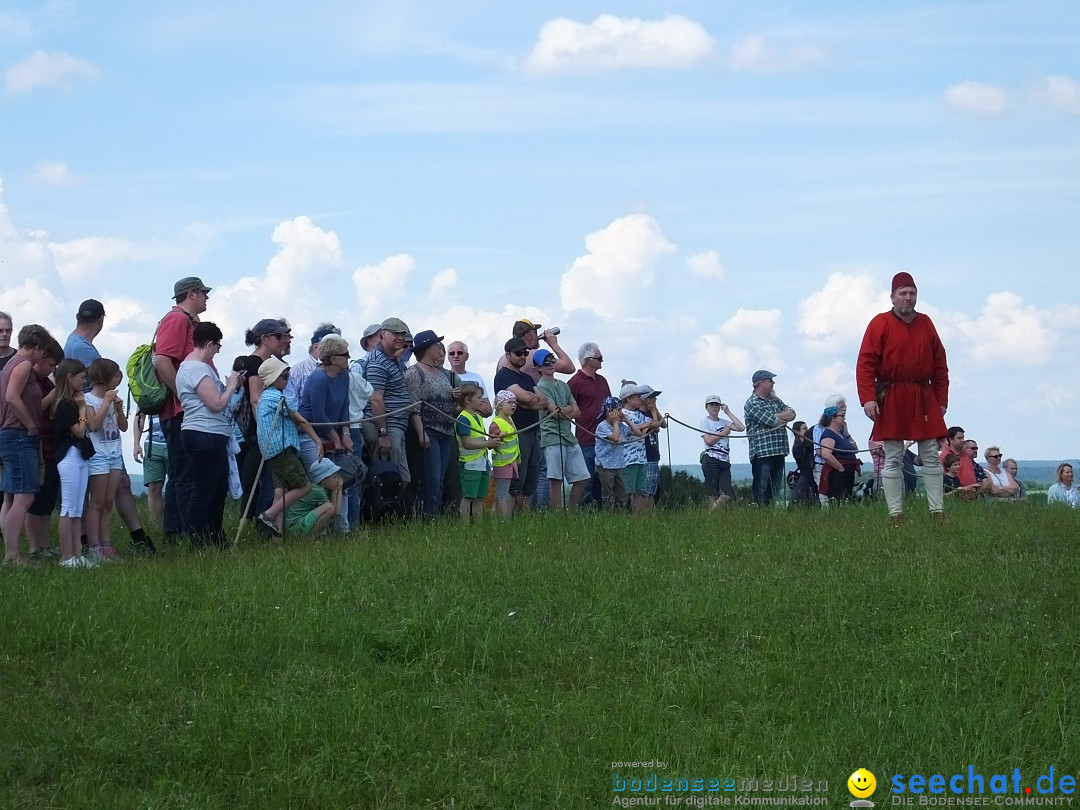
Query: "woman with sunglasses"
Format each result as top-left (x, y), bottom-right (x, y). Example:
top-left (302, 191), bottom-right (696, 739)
top-left (982, 446), bottom-right (1018, 499)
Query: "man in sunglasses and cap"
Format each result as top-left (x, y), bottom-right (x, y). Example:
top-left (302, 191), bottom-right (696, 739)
top-left (744, 370), bottom-right (796, 507)
top-left (857, 271), bottom-right (949, 527)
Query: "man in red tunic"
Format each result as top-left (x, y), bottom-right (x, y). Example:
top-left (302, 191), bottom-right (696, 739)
top-left (856, 272), bottom-right (948, 526)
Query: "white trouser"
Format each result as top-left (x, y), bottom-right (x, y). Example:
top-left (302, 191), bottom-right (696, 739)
top-left (883, 439), bottom-right (943, 516)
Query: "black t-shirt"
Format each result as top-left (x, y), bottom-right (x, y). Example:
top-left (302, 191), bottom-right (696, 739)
top-left (53, 398), bottom-right (94, 461)
top-left (0, 350), bottom-right (14, 373)
top-left (493, 367), bottom-right (539, 429)
top-left (239, 354), bottom-right (265, 437)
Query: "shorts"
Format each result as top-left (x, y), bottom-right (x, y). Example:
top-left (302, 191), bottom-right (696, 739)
top-left (142, 439), bottom-right (169, 484)
top-left (0, 429), bottom-right (41, 494)
top-left (287, 508), bottom-right (323, 535)
top-left (460, 468), bottom-right (490, 500)
top-left (543, 443), bottom-right (591, 483)
top-left (643, 461), bottom-right (660, 497)
top-left (623, 463), bottom-right (647, 494)
top-left (88, 449), bottom-right (124, 477)
top-left (269, 447), bottom-right (309, 491)
top-left (28, 459), bottom-right (60, 516)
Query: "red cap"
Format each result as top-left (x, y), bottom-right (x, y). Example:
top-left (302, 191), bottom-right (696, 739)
top-left (891, 272), bottom-right (917, 293)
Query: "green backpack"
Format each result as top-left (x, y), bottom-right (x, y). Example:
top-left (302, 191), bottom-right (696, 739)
top-left (126, 323), bottom-right (169, 415)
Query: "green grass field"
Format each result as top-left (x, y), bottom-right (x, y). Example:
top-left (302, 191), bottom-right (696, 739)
top-left (2, 501), bottom-right (1078, 809)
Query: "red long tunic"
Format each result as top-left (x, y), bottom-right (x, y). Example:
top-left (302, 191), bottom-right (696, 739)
top-left (856, 310), bottom-right (949, 441)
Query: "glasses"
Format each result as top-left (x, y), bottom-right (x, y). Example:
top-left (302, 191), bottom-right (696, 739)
top-left (448, 351), bottom-right (465, 357)
top-left (333, 353), bottom-right (350, 359)
top-left (988, 453), bottom-right (1002, 459)
top-left (590, 355), bottom-right (603, 362)
top-left (512, 350), bottom-right (529, 357)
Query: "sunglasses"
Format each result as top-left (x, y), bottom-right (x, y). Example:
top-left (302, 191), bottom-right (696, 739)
top-left (590, 355), bottom-right (604, 362)
top-left (988, 453), bottom-right (1002, 459)
top-left (512, 350), bottom-right (529, 357)
top-left (332, 353), bottom-right (350, 359)
top-left (448, 351), bottom-right (465, 356)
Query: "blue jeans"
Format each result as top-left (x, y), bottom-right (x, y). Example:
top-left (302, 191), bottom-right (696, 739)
top-left (533, 453), bottom-right (550, 508)
top-left (181, 430), bottom-right (229, 548)
top-left (347, 427), bottom-right (364, 525)
top-left (419, 432), bottom-right (454, 518)
top-left (751, 455), bottom-right (787, 506)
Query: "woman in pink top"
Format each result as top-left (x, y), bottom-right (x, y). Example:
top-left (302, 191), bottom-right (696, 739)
top-left (0, 324), bottom-right (55, 566)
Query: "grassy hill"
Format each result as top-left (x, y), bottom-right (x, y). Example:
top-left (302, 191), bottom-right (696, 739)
top-left (3, 502), bottom-right (1079, 808)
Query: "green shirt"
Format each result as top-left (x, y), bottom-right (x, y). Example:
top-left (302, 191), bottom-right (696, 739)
top-left (537, 377), bottom-right (577, 447)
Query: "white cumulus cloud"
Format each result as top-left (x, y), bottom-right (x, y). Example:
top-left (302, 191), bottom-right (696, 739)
top-left (47, 224), bottom-right (212, 283)
top-left (728, 35), bottom-right (826, 74)
top-left (30, 160), bottom-right (80, 187)
top-left (798, 271), bottom-right (891, 347)
top-left (525, 14), bottom-right (713, 75)
top-left (559, 214), bottom-right (676, 318)
top-left (428, 268), bottom-right (458, 300)
top-left (699, 308), bottom-right (783, 375)
top-left (5, 49), bottom-right (101, 95)
top-left (1036, 74), bottom-right (1080, 115)
top-left (353, 253), bottom-right (417, 320)
top-left (954, 291), bottom-right (1056, 367)
top-left (686, 250), bottom-right (724, 280)
top-left (943, 80), bottom-right (1008, 117)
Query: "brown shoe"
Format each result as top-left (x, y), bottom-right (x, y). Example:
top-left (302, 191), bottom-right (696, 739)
top-left (889, 514), bottom-right (904, 528)
top-left (932, 512), bottom-right (948, 525)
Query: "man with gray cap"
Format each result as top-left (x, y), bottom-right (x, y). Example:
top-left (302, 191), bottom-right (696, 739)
top-left (363, 317), bottom-right (422, 488)
top-left (154, 276), bottom-right (210, 538)
top-left (744, 370), bottom-right (796, 507)
top-left (285, 322), bottom-right (341, 409)
top-left (352, 323), bottom-right (382, 378)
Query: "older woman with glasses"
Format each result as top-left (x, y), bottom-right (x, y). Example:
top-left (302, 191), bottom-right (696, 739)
top-left (817, 406), bottom-right (861, 502)
top-left (298, 334), bottom-right (353, 470)
top-left (983, 446), bottom-right (1019, 499)
top-left (176, 322), bottom-right (243, 547)
top-left (404, 330), bottom-right (460, 518)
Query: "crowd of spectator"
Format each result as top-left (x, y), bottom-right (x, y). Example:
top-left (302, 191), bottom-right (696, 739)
top-left (0, 284), bottom-right (1075, 568)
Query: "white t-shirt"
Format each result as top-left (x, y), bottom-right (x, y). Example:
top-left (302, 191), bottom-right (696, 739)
top-left (458, 370), bottom-right (487, 397)
top-left (85, 391), bottom-right (123, 457)
top-left (700, 416), bottom-right (732, 462)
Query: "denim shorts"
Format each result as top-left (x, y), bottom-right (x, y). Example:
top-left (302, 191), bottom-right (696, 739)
top-left (88, 449), bottom-right (124, 477)
top-left (0, 429), bottom-right (41, 495)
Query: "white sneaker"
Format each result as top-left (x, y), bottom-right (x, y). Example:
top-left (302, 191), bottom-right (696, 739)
top-left (60, 556), bottom-right (97, 569)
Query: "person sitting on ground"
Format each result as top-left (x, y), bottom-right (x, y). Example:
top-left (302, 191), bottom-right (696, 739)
top-left (983, 446), bottom-right (1019, 499)
top-left (255, 357), bottom-right (323, 537)
top-left (285, 457), bottom-right (342, 538)
top-left (1047, 463), bottom-right (1079, 508)
top-left (817, 406), bottom-right (860, 502)
top-left (699, 394), bottom-right (744, 506)
top-left (942, 453), bottom-right (979, 500)
top-left (456, 382), bottom-right (500, 522)
top-left (1002, 458), bottom-right (1027, 500)
top-left (963, 440), bottom-right (991, 495)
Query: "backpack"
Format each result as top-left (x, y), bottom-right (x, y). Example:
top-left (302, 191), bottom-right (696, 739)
top-left (366, 458), bottom-right (406, 523)
top-left (127, 340), bottom-right (169, 415)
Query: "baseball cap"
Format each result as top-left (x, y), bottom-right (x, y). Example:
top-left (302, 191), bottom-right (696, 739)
top-left (752, 369), bottom-right (777, 384)
top-left (705, 394), bottom-right (724, 405)
top-left (77, 299), bottom-right (105, 320)
top-left (251, 318), bottom-right (289, 339)
top-left (600, 395), bottom-right (623, 417)
top-left (639, 385), bottom-right (661, 399)
top-left (619, 383), bottom-right (645, 399)
top-left (512, 319), bottom-right (542, 337)
top-left (532, 349), bottom-right (556, 367)
top-left (311, 324), bottom-right (341, 345)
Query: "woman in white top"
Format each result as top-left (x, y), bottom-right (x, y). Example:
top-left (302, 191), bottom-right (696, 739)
top-left (176, 322), bottom-right (242, 547)
top-left (982, 446), bottom-right (1018, 499)
top-left (1047, 463), bottom-right (1079, 508)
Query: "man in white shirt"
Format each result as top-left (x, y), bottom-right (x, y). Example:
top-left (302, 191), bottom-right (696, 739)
top-left (448, 340), bottom-right (492, 417)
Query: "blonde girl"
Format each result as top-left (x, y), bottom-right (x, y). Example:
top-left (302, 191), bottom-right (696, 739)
top-left (456, 383), bottom-right (500, 522)
top-left (84, 358), bottom-right (127, 561)
top-left (489, 390), bottom-right (520, 517)
top-left (51, 359), bottom-right (95, 567)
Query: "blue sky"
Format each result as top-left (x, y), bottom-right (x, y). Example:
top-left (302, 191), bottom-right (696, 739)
top-left (2, 0), bottom-right (1078, 464)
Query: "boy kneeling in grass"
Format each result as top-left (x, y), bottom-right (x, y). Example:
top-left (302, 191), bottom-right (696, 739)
top-left (255, 357), bottom-right (323, 537)
top-left (285, 457), bottom-right (342, 537)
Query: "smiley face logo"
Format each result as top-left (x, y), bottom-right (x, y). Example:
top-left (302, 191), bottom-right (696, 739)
top-left (848, 768), bottom-right (877, 799)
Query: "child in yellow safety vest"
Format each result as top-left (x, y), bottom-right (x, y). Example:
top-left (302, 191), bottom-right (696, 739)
top-left (489, 390), bottom-right (520, 518)
top-left (456, 382), bottom-right (501, 522)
